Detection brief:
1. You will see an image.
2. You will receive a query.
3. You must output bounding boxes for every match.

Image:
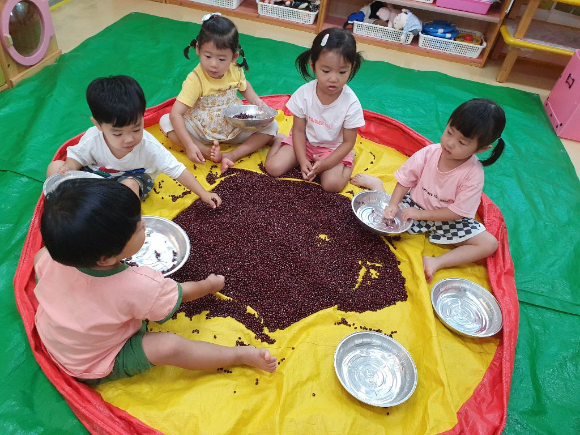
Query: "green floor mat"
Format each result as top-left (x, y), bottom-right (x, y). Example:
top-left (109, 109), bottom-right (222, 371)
top-left (1, 12), bottom-right (578, 434)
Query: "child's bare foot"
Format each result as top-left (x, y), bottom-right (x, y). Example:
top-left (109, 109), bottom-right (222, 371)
top-left (351, 174), bottom-right (384, 191)
top-left (220, 152), bottom-right (235, 173)
top-left (422, 255), bottom-right (441, 283)
top-left (239, 346), bottom-right (277, 373)
top-left (209, 141), bottom-right (221, 163)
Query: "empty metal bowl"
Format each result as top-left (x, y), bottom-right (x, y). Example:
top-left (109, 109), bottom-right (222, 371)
top-left (124, 216), bottom-right (190, 277)
top-left (43, 171), bottom-right (103, 196)
top-left (431, 278), bottom-right (503, 338)
top-left (351, 190), bottom-right (412, 235)
top-left (223, 105), bottom-right (277, 129)
top-left (334, 331), bottom-right (418, 407)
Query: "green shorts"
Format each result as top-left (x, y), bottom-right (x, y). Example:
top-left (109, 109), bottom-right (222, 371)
top-left (77, 321), bottom-right (153, 386)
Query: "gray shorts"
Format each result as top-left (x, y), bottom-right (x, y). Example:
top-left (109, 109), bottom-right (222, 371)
top-left (81, 167), bottom-right (153, 201)
top-left (402, 193), bottom-right (486, 245)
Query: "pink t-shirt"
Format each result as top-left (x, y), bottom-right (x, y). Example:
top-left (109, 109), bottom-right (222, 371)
top-left (34, 250), bottom-right (182, 379)
top-left (394, 143), bottom-right (484, 219)
top-left (285, 80), bottom-right (365, 149)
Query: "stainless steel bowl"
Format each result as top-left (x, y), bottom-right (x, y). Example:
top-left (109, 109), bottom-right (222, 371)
top-left (334, 331), bottom-right (418, 407)
top-left (431, 278), bottom-right (503, 338)
top-left (43, 171), bottom-right (103, 196)
top-left (223, 105), bottom-right (277, 130)
top-left (124, 216), bottom-right (190, 277)
top-left (351, 190), bottom-right (412, 235)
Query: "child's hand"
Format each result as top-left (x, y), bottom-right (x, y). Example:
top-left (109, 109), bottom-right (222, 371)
top-left (300, 160), bottom-right (313, 180)
top-left (201, 192), bottom-right (222, 209)
top-left (206, 273), bottom-right (225, 293)
top-left (186, 144), bottom-right (206, 164)
top-left (255, 98), bottom-right (264, 112)
top-left (401, 207), bottom-right (422, 222)
top-left (305, 155), bottom-right (326, 180)
top-left (383, 204), bottom-right (399, 220)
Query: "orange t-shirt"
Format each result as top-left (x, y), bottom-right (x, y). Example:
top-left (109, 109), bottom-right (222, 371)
top-left (34, 250), bottom-right (182, 379)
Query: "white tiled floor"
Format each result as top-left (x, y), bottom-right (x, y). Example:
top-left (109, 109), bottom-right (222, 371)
top-left (50, 0), bottom-right (580, 176)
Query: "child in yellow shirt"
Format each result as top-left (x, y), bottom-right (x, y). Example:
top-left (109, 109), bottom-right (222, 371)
top-left (160, 13), bottom-right (278, 173)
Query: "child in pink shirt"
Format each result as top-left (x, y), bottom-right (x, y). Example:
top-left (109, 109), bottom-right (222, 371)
top-left (352, 99), bottom-right (506, 282)
top-left (35, 179), bottom-right (276, 384)
top-left (265, 28), bottom-right (365, 193)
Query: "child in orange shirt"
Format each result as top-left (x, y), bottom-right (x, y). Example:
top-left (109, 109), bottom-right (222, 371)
top-left (35, 179), bottom-right (276, 384)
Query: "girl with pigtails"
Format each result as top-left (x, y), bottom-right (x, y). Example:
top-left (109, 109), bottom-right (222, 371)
top-left (265, 28), bottom-right (365, 193)
top-left (352, 98), bottom-right (507, 282)
top-left (161, 13), bottom-right (278, 173)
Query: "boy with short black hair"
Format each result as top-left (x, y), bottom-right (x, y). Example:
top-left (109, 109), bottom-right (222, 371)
top-left (35, 179), bottom-right (276, 385)
top-left (46, 75), bottom-right (220, 208)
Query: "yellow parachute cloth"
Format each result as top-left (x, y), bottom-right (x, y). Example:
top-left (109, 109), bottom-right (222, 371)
top-left (95, 111), bottom-right (498, 434)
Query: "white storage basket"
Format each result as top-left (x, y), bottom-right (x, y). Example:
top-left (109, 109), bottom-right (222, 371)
top-left (353, 21), bottom-right (414, 45)
top-left (188, 0), bottom-right (244, 9)
top-left (256, 0), bottom-right (318, 25)
top-left (418, 28), bottom-right (486, 59)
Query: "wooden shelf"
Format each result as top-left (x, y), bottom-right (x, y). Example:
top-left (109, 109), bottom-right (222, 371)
top-left (381, 0), bottom-right (503, 23)
top-left (165, 0), bottom-right (511, 67)
top-left (323, 15), bottom-right (485, 66)
top-left (166, 0), bottom-right (318, 33)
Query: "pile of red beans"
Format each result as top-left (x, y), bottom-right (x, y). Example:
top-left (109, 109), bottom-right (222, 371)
top-left (172, 170), bottom-right (407, 342)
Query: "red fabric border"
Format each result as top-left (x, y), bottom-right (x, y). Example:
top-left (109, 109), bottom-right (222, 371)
top-left (13, 95), bottom-right (518, 434)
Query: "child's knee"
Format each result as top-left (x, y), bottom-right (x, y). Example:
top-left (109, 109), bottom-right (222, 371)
top-left (120, 177), bottom-right (141, 197)
top-left (479, 231), bottom-right (498, 255)
top-left (321, 178), bottom-right (346, 193)
top-left (488, 233), bottom-right (499, 254)
top-left (264, 159), bottom-right (285, 177)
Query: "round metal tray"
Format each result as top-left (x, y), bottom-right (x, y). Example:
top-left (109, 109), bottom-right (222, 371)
top-left (351, 190), bottom-right (412, 235)
top-left (124, 216), bottom-right (190, 277)
top-left (43, 171), bottom-right (103, 196)
top-left (431, 278), bottom-right (503, 338)
top-left (334, 331), bottom-right (418, 407)
top-left (223, 105), bottom-right (277, 130)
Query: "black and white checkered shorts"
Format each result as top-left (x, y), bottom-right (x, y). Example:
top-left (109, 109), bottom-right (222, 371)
top-left (402, 193), bottom-right (485, 245)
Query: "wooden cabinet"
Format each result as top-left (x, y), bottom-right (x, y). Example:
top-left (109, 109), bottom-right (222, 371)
top-left (164, 0), bottom-right (510, 67)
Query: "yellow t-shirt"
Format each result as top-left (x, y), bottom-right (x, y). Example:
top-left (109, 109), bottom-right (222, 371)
top-left (176, 63), bottom-right (247, 108)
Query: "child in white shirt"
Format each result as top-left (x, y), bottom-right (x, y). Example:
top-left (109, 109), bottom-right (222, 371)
top-left (47, 75), bottom-right (221, 208)
top-left (265, 28), bottom-right (365, 192)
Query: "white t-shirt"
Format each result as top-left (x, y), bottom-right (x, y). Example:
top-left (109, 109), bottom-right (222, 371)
top-left (285, 80), bottom-right (365, 149)
top-left (67, 126), bottom-right (186, 180)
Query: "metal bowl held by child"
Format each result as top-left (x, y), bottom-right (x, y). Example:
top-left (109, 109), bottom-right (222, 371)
top-left (124, 216), bottom-right (190, 277)
top-left (431, 278), bottom-right (503, 338)
top-left (223, 105), bottom-right (277, 130)
top-left (334, 331), bottom-right (418, 408)
top-left (351, 190), bottom-right (412, 235)
top-left (43, 171), bottom-right (103, 196)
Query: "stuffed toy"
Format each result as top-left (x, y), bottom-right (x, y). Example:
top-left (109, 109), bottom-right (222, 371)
top-left (375, 4), bottom-right (402, 28)
top-left (344, 1), bottom-right (398, 28)
top-left (393, 9), bottom-right (423, 42)
top-left (262, 0), bottom-right (320, 12)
